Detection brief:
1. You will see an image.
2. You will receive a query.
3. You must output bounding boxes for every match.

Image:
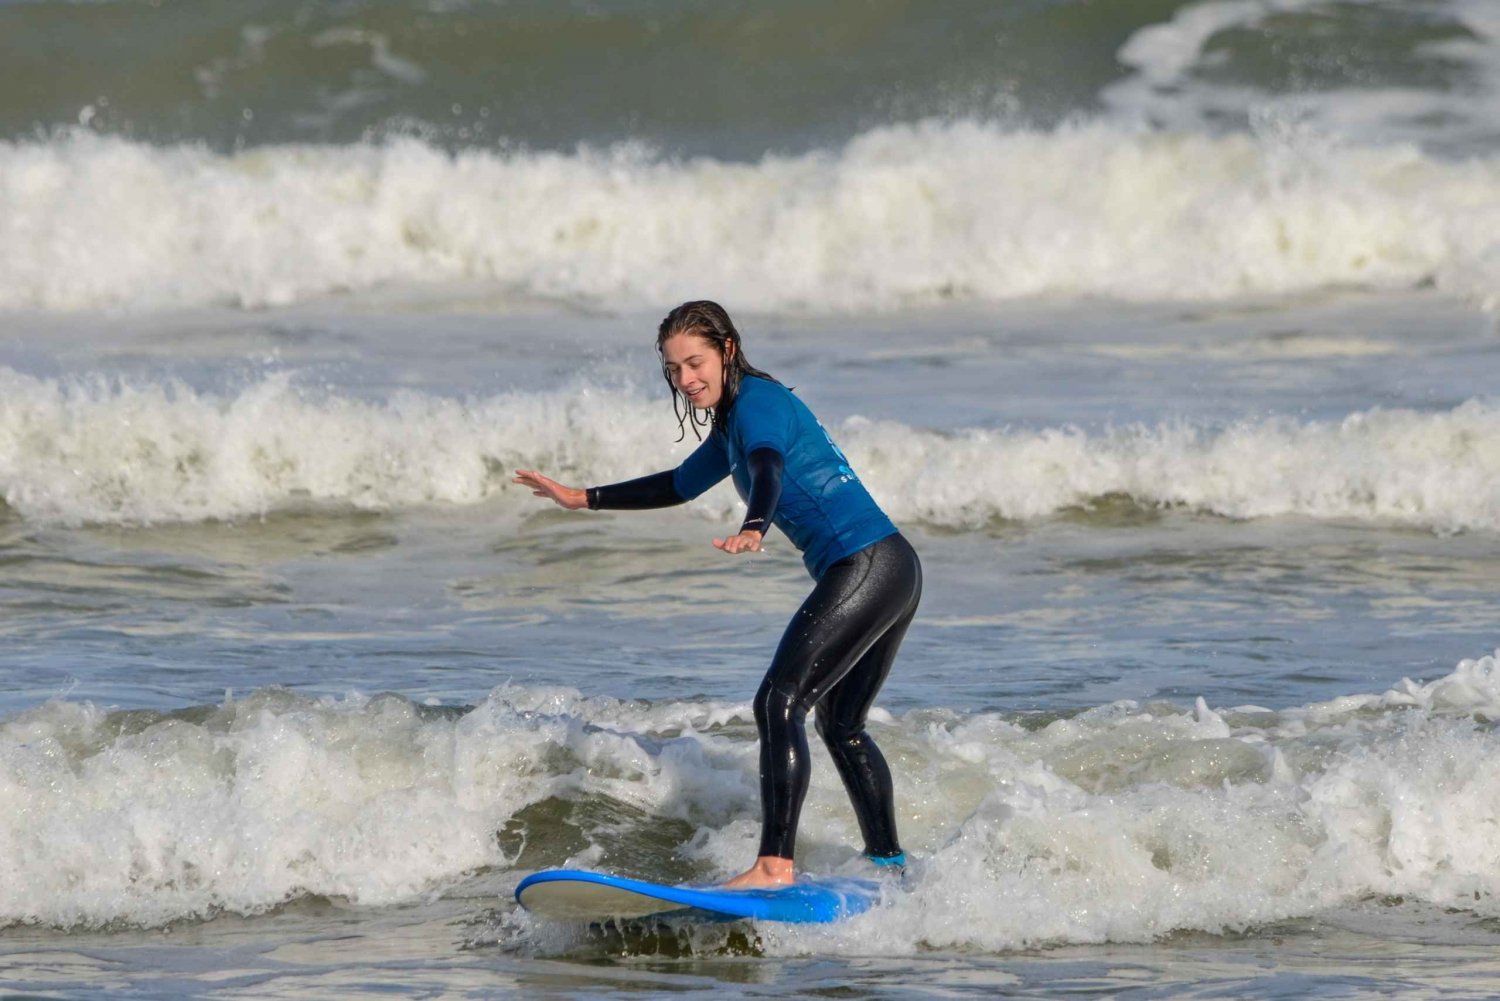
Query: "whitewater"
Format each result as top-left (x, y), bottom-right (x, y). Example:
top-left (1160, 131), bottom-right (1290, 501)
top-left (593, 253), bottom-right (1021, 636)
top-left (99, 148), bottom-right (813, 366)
top-left (4, 122), bottom-right (1500, 314)
top-left (2, 369), bottom-right (1498, 533)
top-left (7, 653), bottom-right (1500, 941)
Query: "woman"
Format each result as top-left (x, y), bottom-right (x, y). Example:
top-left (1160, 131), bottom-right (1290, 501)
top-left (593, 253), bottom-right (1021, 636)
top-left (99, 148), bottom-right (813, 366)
top-left (514, 300), bottom-right (921, 889)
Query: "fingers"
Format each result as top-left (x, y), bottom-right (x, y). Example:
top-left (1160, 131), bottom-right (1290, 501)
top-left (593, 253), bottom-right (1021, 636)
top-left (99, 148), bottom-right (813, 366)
top-left (515, 469), bottom-right (581, 509)
top-left (713, 533), bottom-right (763, 554)
top-left (515, 469), bottom-right (561, 497)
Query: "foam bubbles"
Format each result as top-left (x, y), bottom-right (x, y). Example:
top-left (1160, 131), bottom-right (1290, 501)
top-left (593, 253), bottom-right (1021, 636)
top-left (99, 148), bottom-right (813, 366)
top-left (0, 370), bottom-right (692, 525)
top-left (847, 400), bottom-right (1500, 534)
top-left (9, 654), bottom-right (1500, 943)
top-left (3, 369), bottom-right (1497, 532)
top-left (3, 123), bottom-right (1498, 313)
top-left (0, 686), bottom-right (753, 929)
top-left (763, 653), bottom-right (1500, 954)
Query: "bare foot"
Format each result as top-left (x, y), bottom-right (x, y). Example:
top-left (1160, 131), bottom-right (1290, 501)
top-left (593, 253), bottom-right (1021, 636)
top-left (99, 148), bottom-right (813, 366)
top-left (720, 855), bottom-right (795, 889)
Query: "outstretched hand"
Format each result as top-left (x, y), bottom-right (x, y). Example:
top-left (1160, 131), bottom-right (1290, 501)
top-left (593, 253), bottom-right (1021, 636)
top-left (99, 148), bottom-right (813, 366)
top-left (713, 529), bottom-right (764, 555)
top-left (513, 469), bottom-right (588, 510)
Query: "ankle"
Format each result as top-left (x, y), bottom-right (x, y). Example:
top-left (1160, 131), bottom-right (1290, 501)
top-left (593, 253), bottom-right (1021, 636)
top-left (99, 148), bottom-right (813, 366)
top-left (754, 855), bottom-right (795, 879)
top-left (865, 850), bottom-right (907, 869)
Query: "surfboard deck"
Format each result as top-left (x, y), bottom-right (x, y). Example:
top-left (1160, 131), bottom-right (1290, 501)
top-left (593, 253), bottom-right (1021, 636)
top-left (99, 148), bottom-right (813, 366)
top-left (514, 868), bottom-right (881, 924)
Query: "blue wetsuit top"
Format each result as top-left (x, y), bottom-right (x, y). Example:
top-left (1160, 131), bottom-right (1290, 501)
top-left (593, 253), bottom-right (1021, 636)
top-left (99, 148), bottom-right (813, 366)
top-left (672, 376), bottom-right (897, 580)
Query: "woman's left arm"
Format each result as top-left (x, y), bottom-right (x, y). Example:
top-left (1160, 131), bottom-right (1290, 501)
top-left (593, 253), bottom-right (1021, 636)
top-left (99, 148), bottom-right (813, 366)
top-left (714, 447), bottom-right (783, 554)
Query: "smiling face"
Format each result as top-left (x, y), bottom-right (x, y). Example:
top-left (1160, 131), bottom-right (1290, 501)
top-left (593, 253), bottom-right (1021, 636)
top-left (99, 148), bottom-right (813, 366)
top-left (661, 332), bottom-right (731, 411)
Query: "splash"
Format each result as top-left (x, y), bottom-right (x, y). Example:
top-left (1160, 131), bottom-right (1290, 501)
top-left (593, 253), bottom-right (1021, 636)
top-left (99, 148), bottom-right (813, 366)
top-left (3, 122), bottom-right (1498, 313)
top-left (6, 653), bottom-right (1500, 945)
top-left (2, 369), bottom-right (1497, 533)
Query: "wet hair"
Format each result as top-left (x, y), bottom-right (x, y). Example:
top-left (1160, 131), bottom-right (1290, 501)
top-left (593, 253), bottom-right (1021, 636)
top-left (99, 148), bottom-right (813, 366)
top-left (656, 300), bottom-right (779, 441)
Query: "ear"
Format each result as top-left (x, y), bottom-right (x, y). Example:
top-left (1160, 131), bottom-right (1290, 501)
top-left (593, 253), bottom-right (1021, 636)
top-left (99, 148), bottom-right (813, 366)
top-left (724, 340), bottom-right (736, 363)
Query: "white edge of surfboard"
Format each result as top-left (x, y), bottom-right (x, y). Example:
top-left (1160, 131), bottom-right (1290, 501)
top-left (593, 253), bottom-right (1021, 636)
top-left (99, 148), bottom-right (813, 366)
top-left (517, 880), bottom-right (692, 920)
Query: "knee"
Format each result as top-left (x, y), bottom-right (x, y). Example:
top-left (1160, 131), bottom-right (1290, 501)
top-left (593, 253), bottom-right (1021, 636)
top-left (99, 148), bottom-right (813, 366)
top-left (814, 706), bottom-right (860, 747)
top-left (754, 678), bottom-right (806, 731)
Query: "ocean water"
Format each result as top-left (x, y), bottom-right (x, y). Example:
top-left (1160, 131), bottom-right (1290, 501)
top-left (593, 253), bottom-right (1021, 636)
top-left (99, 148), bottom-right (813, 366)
top-left (2, 0), bottom-right (1500, 997)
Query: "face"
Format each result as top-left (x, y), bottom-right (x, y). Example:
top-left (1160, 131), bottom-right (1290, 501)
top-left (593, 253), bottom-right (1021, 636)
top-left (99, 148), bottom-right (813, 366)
top-left (661, 333), bottom-right (730, 411)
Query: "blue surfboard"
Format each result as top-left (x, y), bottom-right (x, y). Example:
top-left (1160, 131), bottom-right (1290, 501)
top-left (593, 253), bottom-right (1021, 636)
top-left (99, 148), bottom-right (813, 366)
top-left (514, 869), bottom-right (881, 924)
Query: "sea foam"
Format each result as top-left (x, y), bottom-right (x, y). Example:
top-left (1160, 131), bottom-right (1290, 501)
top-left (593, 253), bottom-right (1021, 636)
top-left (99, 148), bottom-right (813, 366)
top-left (2, 369), bottom-right (1497, 533)
top-left (6, 652), bottom-right (1500, 946)
top-left (3, 121), bottom-right (1498, 313)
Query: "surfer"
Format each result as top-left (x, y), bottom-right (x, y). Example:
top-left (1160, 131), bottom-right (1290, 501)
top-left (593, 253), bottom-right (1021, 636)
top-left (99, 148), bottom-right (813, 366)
top-left (514, 300), bottom-right (920, 889)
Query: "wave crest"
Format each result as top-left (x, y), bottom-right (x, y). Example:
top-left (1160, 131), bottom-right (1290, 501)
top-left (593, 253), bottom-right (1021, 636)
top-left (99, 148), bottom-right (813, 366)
top-left (2, 369), bottom-right (1496, 533)
top-left (7, 653), bottom-right (1500, 941)
top-left (3, 123), bottom-right (1499, 313)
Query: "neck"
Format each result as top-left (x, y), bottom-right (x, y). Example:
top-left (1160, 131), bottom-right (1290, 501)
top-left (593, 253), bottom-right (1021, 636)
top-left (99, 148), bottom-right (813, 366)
top-left (713, 375), bottom-right (743, 428)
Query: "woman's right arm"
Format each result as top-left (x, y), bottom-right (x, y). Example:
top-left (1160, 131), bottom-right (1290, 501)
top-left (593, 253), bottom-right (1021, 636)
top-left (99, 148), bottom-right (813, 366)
top-left (586, 470), bottom-right (683, 510)
top-left (512, 469), bottom-right (684, 510)
top-left (514, 433), bottom-right (728, 512)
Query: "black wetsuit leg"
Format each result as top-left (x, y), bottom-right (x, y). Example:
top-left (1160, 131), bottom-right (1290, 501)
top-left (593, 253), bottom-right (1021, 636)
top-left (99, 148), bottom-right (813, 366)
top-left (753, 533), bottom-right (922, 860)
top-left (814, 595), bottom-right (917, 858)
